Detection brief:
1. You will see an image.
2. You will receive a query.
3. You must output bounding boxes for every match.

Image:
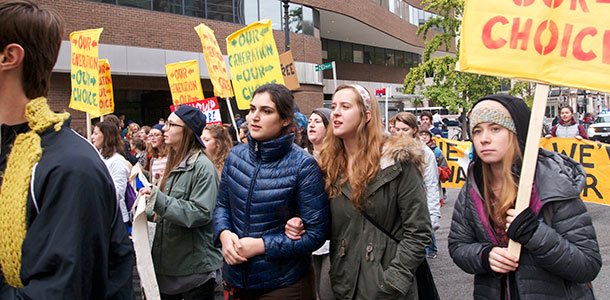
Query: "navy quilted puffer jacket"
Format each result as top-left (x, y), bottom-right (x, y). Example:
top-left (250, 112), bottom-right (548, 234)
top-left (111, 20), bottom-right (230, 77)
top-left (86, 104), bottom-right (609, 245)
top-left (213, 133), bottom-right (330, 290)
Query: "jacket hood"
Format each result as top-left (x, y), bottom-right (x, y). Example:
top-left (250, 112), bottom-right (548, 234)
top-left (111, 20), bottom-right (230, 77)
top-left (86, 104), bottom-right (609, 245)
top-left (380, 135), bottom-right (425, 174)
top-left (535, 148), bottom-right (586, 203)
top-left (247, 133), bottom-right (295, 162)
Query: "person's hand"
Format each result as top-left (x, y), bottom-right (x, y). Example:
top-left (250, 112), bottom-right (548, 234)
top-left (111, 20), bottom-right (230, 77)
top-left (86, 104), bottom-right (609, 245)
top-left (285, 217), bottom-right (305, 240)
top-left (575, 135), bottom-right (583, 140)
top-left (506, 208), bottom-right (517, 230)
top-left (236, 237), bottom-right (265, 259)
top-left (545, 134), bottom-right (552, 139)
top-left (139, 187), bottom-right (151, 200)
top-left (219, 230), bottom-right (248, 265)
top-left (489, 247), bottom-right (519, 273)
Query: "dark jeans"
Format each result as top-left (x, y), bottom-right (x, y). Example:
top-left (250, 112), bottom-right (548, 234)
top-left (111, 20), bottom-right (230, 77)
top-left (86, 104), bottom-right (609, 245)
top-left (224, 269), bottom-right (314, 300)
top-left (161, 279), bottom-right (216, 300)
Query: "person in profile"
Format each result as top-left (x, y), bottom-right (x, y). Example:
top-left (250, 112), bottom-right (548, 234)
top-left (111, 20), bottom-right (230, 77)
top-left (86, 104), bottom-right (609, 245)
top-left (0, 1), bottom-right (133, 298)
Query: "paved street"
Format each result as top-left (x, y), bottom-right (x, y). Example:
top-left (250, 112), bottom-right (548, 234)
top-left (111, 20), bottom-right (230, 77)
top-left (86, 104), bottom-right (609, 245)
top-left (431, 188), bottom-right (610, 299)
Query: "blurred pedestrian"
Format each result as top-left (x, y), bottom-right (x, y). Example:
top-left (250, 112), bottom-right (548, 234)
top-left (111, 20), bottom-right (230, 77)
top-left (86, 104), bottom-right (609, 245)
top-left (201, 124), bottom-right (233, 177)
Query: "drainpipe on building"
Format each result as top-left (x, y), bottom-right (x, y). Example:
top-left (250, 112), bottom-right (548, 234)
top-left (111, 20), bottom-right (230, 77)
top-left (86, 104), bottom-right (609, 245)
top-left (282, 0), bottom-right (290, 51)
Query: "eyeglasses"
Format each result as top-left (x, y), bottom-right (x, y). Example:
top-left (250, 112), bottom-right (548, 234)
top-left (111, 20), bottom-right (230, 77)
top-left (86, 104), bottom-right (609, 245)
top-left (164, 121), bottom-right (184, 130)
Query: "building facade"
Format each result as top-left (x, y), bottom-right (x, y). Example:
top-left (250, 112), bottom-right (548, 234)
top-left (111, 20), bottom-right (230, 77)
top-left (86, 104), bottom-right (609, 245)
top-left (43, 0), bottom-right (438, 131)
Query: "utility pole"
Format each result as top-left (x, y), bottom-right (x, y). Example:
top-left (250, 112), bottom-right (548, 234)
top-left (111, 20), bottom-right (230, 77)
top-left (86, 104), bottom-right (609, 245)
top-left (282, 0), bottom-right (290, 51)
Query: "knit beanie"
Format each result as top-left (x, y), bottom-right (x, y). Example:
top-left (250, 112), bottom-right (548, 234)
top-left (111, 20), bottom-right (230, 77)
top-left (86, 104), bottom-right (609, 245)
top-left (311, 108), bottom-right (332, 128)
top-left (469, 94), bottom-right (530, 154)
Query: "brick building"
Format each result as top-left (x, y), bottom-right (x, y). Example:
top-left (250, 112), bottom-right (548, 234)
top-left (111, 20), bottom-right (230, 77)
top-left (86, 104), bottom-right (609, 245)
top-left (42, 0), bottom-right (441, 131)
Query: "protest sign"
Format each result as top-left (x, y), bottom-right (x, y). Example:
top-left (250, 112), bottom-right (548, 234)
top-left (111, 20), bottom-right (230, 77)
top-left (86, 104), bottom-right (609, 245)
top-left (166, 60), bottom-right (205, 105)
top-left (279, 51), bottom-right (300, 90)
top-left (170, 97), bottom-right (222, 125)
top-left (460, 0), bottom-right (610, 93)
top-left (194, 24), bottom-right (233, 98)
top-left (227, 19), bottom-right (285, 110)
top-left (69, 28), bottom-right (103, 116)
top-left (436, 137), bottom-right (610, 206)
top-left (95, 59), bottom-right (114, 117)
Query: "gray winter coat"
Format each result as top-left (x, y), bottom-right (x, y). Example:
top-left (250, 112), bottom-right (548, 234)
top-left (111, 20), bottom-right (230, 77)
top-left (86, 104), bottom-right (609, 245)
top-left (448, 149), bottom-right (601, 299)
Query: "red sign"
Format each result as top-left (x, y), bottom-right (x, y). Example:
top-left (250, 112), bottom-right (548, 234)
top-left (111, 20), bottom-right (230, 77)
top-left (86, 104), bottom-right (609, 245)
top-left (376, 88), bottom-right (386, 96)
top-left (170, 97), bottom-right (222, 125)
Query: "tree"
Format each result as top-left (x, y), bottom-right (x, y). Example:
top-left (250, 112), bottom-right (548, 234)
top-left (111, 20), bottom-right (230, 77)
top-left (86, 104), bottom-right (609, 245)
top-left (509, 80), bottom-right (535, 108)
top-left (403, 0), bottom-right (501, 140)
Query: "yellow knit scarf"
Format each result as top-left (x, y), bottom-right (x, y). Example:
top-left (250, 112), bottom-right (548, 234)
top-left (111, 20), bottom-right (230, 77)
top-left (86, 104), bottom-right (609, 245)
top-left (0, 97), bottom-right (69, 288)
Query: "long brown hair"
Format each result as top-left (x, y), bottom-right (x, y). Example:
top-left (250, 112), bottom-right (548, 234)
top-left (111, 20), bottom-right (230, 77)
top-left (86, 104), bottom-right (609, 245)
top-left (148, 128), bottom-right (168, 159)
top-left (204, 125), bottom-right (233, 175)
top-left (318, 85), bottom-right (384, 210)
top-left (481, 132), bottom-right (521, 231)
top-left (95, 121), bottom-right (125, 159)
top-left (159, 124), bottom-right (202, 191)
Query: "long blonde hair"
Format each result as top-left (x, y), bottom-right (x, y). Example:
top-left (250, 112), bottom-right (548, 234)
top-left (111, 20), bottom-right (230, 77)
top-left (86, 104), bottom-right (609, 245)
top-left (204, 125), bottom-right (233, 175)
top-left (481, 132), bottom-right (522, 231)
top-left (318, 85), bottom-right (384, 210)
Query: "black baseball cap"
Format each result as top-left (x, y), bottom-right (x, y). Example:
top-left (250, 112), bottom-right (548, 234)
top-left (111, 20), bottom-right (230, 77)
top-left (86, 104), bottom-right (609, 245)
top-left (174, 105), bottom-right (206, 147)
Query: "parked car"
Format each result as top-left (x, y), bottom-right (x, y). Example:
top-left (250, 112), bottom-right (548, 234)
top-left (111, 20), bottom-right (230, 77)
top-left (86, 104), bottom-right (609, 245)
top-left (588, 113), bottom-right (610, 143)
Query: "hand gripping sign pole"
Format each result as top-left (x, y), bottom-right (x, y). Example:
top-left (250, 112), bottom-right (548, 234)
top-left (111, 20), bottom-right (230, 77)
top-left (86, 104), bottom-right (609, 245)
top-left (507, 83), bottom-right (549, 258)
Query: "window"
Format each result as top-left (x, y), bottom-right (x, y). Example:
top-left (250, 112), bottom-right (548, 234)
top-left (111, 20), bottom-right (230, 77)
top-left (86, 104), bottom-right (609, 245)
top-left (363, 46), bottom-right (373, 64)
top-left (259, 0), bottom-right (282, 30)
top-left (385, 50), bottom-right (395, 66)
top-left (395, 51), bottom-right (405, 68)
top-left (373, 47), bottom-right (385, 65)
top-left (119, 0), bottom-right (150, 9)
top-left (184, 0), bottom-right (204, 18)
top-left (340, 41), bottom-right (353, 62)
top-left (327, 40), bottom-right (340, 61)
top-left (353, 44), bottom-right (363, 63)
top-left (321, 39), bottom-right (328, 60)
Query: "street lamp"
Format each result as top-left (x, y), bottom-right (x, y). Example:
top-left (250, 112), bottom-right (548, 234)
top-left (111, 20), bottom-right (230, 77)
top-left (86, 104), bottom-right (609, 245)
top-left (282, 0), bottom-right (290, 51)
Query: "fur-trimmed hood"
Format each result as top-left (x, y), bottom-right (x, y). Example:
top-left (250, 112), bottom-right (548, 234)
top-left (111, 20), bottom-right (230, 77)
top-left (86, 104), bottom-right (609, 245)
top-left (380, 135), bottom-right (425, 173)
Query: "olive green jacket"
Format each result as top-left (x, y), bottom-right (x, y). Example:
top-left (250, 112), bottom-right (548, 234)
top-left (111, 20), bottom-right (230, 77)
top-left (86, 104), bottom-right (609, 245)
top-left (329, 137), bottom-right (432, 299)
top-left (146, 150), bottom-right (222, 276)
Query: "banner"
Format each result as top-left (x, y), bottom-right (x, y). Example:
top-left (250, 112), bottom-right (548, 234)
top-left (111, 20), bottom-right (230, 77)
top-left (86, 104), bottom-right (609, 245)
top-left (95, 59), bottom-right (114, 117)
top-left (170, 97), bottom-right (222, 125)
top-left (69, 28), bottom-right (103, 116)
top-left (194, 23), bottom-right (233, 98)
top-left (460, 0), bottom-right (610, 93)
top-left (227, 19), bottom-right (285, 110)
top-left (165, 60), bottom-right (205, 105)
top-left (279, 51), bottom-right (300, 90)
top-left (436, 137), bottom-right (610, 205)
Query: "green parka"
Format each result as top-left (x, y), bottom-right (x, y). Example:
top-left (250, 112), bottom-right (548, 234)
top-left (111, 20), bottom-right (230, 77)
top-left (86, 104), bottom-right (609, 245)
top-left (329, 137), bottom-right (432, 299)
top-left (146, 150), bottom-right (222, 276)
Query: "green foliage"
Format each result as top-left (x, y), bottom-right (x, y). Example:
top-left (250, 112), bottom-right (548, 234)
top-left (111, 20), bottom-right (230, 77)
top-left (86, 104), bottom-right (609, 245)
top-left (509, 81), bottom-right (535, 108)
top-left (404, 0), bottom-right (501, 114)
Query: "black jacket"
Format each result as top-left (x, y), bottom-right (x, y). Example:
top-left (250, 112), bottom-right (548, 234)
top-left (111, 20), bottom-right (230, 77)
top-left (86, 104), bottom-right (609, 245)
top-left (0, 120), bottom-right (134, 299)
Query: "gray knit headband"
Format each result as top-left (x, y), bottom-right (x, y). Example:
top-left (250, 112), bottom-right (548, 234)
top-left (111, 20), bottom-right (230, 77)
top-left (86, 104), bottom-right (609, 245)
top-left (469, 106), bottom-right (516, 135)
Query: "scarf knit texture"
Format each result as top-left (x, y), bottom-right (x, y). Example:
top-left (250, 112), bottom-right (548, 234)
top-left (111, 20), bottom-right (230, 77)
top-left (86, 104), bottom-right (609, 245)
top-left (0, 97), bottom-right (69, 288)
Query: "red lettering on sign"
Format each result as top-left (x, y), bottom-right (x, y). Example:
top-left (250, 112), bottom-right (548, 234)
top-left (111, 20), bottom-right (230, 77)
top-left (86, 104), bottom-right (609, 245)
top-left (573, 27), bottom-right (597, 61)
top-left (534, 20), bottom-right (559, 55)
top-left (482, 16), bottom-right (508, 49)
top-left (510, 18), bottom-right (533, 50)
top-left (560, 24), bottom-right (574, 57)
top-left (603, 30), bottom-right (610, 64)
top-left (543, 0), bottom-right (564, 8)
top-left (513, 0), bottom-right (535, 6)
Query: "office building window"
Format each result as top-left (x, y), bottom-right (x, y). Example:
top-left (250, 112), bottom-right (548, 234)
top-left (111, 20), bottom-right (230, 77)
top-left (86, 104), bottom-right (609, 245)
top-left (373, 47), bottom-right (385, 65)
top-left (327, 40), bottom-right (340, 61)
top-left (321, 39), bottom-right (328, 59)
top-left (385, 50), bottom-right (395, 67)
top-left (353, 44), bottom-right (363, 64)
top-left (340, 41), bottom-right (353, 62)
top-left (363, 46), bottom-right (373, 64)
top-left (184, 0), bottom-right (205, 17)
top-left (395, 51), bottom-right (405, 67)
top-left (208, 0), bottom-right (233, 22)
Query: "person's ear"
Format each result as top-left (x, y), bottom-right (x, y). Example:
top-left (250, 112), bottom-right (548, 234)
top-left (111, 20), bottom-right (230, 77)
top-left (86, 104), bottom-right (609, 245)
top-left (281, 118), bottom-right (292, 127)
top-left (0, 44), bottom-right (25, 71)
top-left (365, 110), bottom-right (371, 123)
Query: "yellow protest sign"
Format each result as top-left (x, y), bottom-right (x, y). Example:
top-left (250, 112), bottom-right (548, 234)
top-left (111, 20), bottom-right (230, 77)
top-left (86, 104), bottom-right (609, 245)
top-left (165, 60), bottom-right (204, 105)
top-left (460, 0), bottom-right (610, 93)
top-left (279, 51), bottom-right (300, 91)
top-left (194, 24), bottom-right (233, 98)
top-left (540, 137), bottom-right (610, 205)
top-left (436, 137), bottom-right (610, 205)
top-left (69, 28), bottom-right (103, 116)
top-left (95, 59), bottom-right (114, 117)
top-left (227, 19), bottom-right (285, 110)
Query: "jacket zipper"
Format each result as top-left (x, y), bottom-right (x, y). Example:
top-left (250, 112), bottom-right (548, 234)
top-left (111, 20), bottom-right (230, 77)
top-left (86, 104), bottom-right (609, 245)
top-left (243, 142), bottom-right (262, 288)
